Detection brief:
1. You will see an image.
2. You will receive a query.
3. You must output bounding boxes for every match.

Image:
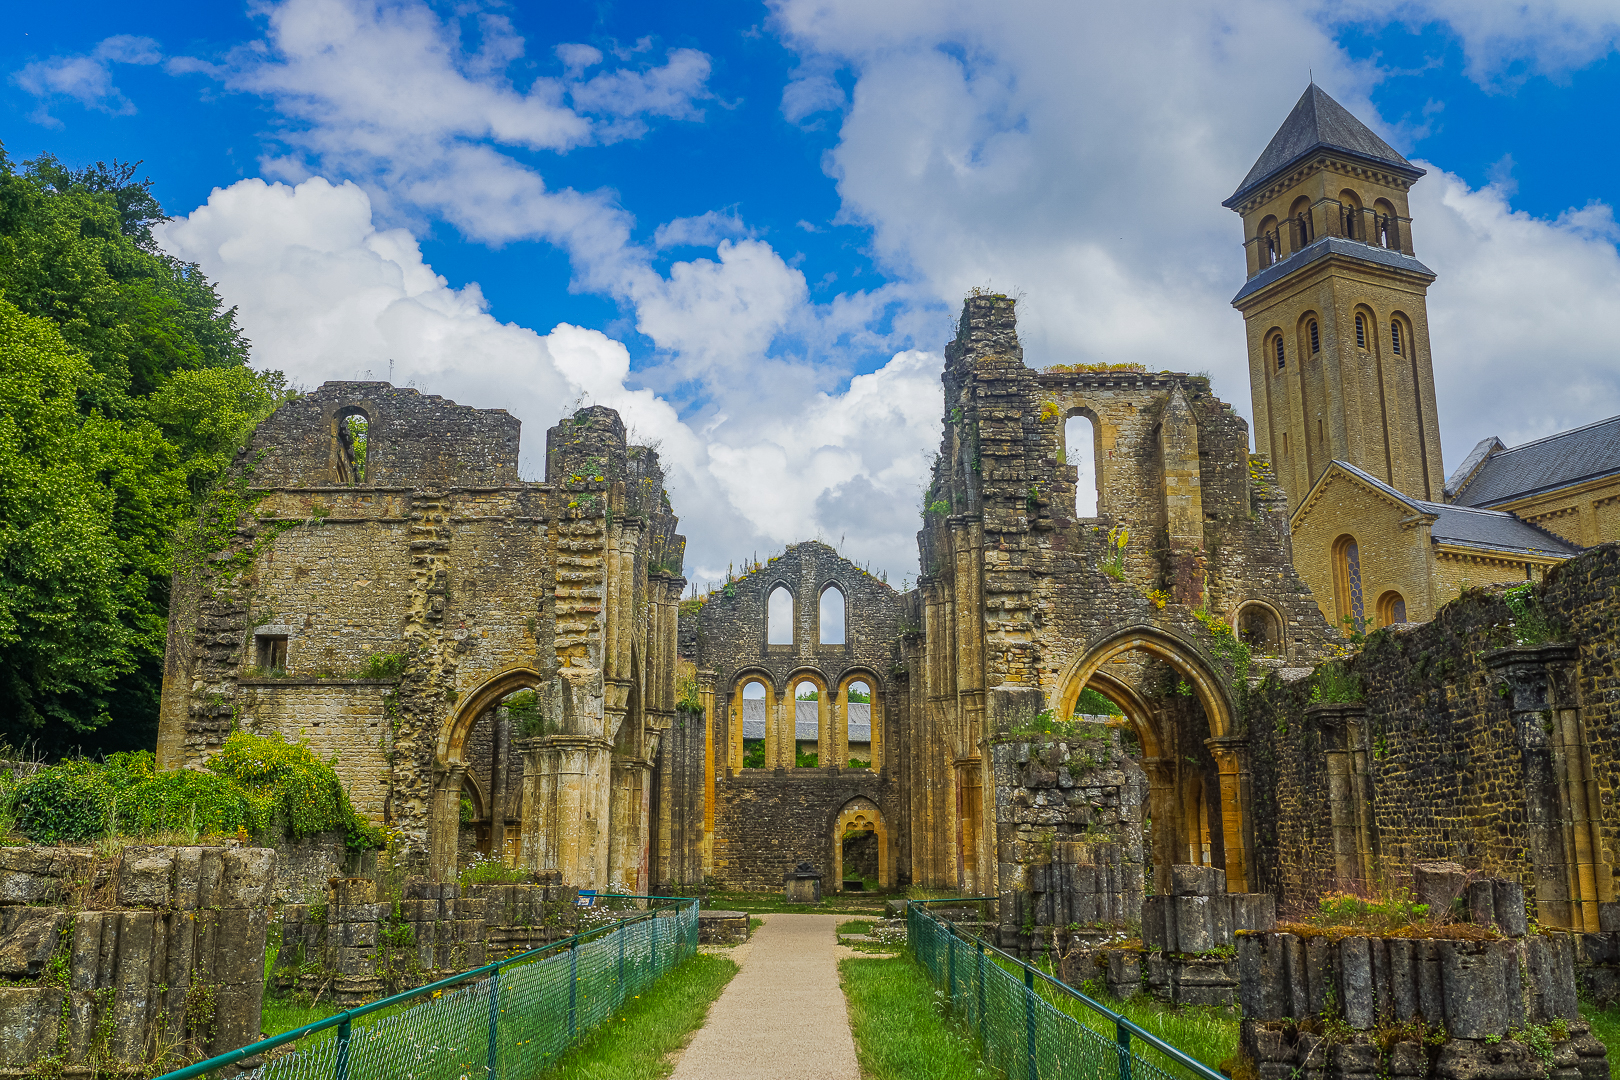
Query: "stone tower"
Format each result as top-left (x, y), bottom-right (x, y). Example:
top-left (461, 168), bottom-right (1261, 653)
top-left (1224, 84), bottom-right (1446, 509)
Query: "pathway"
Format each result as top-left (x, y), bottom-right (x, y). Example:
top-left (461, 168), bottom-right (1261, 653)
top-left (669, 913), bottom-right (860, 1080)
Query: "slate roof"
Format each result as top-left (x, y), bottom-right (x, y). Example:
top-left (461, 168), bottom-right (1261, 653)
top-left (741, 699), bottom-right (871, 742)
top-left (1448, 415), bottom-right (1620, 508)
top-left (1328, 461), bottom-right (1583, 558)
top-left (1231, 236), bottom-right (1434, 303)
top-left (1225, 85), bottom-right (1424, 208)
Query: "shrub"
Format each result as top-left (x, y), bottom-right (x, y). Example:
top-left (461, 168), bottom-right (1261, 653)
top-left (12, 760), bottom-right (116, 843)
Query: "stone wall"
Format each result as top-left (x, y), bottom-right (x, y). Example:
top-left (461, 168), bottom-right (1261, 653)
top-left (711, 770), bottom-right (900, 890)
top-left (1244, 543), bottom-right (1620, 925)
top-left (0, 845), bottom-right (274, 1075)
top-left (157, 386), bottom-right (690, 891)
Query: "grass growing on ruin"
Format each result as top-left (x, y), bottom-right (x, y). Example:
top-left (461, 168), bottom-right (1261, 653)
top-left (1580, 1004), bottom-right (1620, 1078)
top-left (535, 952), bottom-right (737, 1079)
top-left (840, 956), bottom-right (989, 1079)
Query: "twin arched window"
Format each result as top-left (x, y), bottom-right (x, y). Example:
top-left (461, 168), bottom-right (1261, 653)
top-left (767, 584), bottom-right (849, 646)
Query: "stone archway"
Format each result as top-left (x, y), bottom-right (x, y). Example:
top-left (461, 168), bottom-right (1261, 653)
top-left (832, 797), bottom-right (891, 892)
top-left (1053, 624), bottom-right (1251, 892)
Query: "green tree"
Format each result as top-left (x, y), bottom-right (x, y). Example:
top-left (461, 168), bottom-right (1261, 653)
top-left (0, 144), bottom-right (287, 754)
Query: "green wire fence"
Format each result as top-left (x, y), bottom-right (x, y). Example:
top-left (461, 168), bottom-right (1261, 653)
top-left (159, 895), bottom-right (700, 1080)
top-left (907, 899), bottom-right (1226, 1080)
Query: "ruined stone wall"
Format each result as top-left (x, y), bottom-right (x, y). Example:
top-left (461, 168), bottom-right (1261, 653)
top-left (710, 771), bottom-right (900, 890)
top-left (157, 386), bottom-right (689, 890)
top-left (1244, 543), bottom-right (1620, 919)
top-left (911, 296), bottom-right (1337, 897)
top-left (0, 845), bottom-right (274, 1074)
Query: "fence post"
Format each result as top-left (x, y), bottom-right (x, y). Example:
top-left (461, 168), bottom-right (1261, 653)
top-left (1024, 966), bottom-right (1038, 1080)
top-left (618, 916), bottom-right (627, 1009)
top-left (334, 1016), bottom-right (352, 1080)
top-left (1116, 1019), bottom-right (1134, 1080)
top-left (976, 941), bottom-right (986, 1041)
top-left (947, 925), bottom-right (957, 1014)
top-left (568, 940), bottom-right (579, 1043)
top-left (487, 965), bottom-right (501, 1080)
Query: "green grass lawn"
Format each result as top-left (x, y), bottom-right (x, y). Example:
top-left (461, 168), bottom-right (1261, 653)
top-left (841, 955), bottom-right (990, 1079)
top-left (838, 919), bottom-right (875, 936)
top-left (534, 952), bottom-right (737, 1079)
top-left (1582, 1004), bottom-right (1620, 1078)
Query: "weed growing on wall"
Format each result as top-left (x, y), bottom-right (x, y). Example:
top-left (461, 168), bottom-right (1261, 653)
top-left (1308, 663), bottom-right (1363, 704)
top-left (1502, 583), bottom-right (1556, 646)
top-left (1102, 525), bottom-right (1129, 579)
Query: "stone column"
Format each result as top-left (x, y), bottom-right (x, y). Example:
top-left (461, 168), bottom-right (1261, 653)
top-left (1487, 644), bottom-right (1611, 930)
top-left (1311, 703), bottom-right (1374, 887)
top-left (1158, 387), bottom-right (1206, 606)
top-left (430, 763), bottom-right (468, 881)
top-left (700, 669), bottom-right (717, 872)
top-left (491, 706), bottom-right (509, 863)
top-left (1142, 757), bottom-right (1179, 896)
top-left (820, 690), bottom-right (836, 769)
top-left (870, 686), bottom-right (884, 774)
top-left (610, 756), bottom-right (653, 893)
top-left (516, 736), bottom-right (553, 873)
top-left (1205, 736), bottom-right (1250, 893)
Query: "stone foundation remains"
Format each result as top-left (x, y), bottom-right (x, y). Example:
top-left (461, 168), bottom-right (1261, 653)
top-left (0, 845), bottom-right (274, 1076)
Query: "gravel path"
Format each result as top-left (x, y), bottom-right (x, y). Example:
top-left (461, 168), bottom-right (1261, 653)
top-left (669, 913), bottom-right (860, 1080)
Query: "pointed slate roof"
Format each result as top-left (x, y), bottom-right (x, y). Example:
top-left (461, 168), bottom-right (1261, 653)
top-left (1224, 85), bottom-right (1424, 208)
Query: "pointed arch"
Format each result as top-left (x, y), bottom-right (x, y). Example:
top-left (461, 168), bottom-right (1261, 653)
top-left (767, 584), bottom-right (794, 647)
top-left (832, 796), bottom-right (892, 892)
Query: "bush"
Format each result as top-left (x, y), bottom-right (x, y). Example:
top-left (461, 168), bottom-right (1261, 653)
top-left (6, 732), bottom-right (383, 850)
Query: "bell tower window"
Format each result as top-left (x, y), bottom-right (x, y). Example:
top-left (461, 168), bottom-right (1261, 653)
top-left (1274, 336), bottom-right (1285, 370)
top-left (1309, 320), bottom-right (1320, 353)
top-left (1391, 321), bottom-right (1404, 355)
top-left (1355, 314), bottom-right (1366, 349)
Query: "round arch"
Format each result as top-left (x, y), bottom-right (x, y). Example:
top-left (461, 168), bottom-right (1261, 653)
top-left (831, 796), bottom-right (892, 892)
top-left (835, 667), bottom-right (886, 772)
top-left (729, 668), bottom-right (777, 772)
top-left (784, 668), bottom-right (832, 770)
top-left (1230, 598), bottom-right (1287, 657)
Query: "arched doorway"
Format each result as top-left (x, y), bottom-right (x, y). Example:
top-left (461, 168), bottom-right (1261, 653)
top-left (1053, 625), bottom-right (1250, 892)
top-left (833, 797), bottom-right (891, 892)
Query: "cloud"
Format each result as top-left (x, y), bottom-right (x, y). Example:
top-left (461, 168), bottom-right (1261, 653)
top-left (154, 176), bottom-right (942, 582)
top-left (781, 72), bottom-right (845, 123)
top-left (653, 210), bottom-right (753, 249)
top-left (12, 34), bottom-right (162, 125)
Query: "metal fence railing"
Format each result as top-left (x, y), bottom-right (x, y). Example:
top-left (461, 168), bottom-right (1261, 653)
top-left (907, 899), bottom-right (1225, 1080)
top-left (159, 896), bottom-right (700, 1080)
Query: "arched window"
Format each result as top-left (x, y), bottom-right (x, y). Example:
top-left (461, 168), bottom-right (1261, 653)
top-left (1333, 535), bottom-right (1366, 636)
top-left (1289, 196), bottom-right (1314, 250)
top-left (819, 586), bottom-right (846, 645)
top-left (740, 679), bottom-right (768, 769)
top-left (1391, 321), bottom-right (1404, 356)
top-left (1257, 216), bottom-right (1280, 268)
top-left (335, 406), bottom-right (371, 485)
top-left (1065, 413), bottom-right (1099, 517)
top-left (1237, 603), bottom-right (1283, 655)
top-left (1309, 320), bottom-right (1320, 354)
top-left (1373, 200), bottom-right (1400, 249)
top-left (1355, 314), bottom-right (1366, 349)
top-left (767, 586), bottom-right (794, 646)
top-left (1339, 189), bottom-right (1364, 241)
top-left (1273, 335), bottom-right (1286, 370)
top-left (1377, 591), bottom-right (1408, 627)
top-left (845, 679), bottom-right (873, 769)
top-left (792, 677), bottom-right (821, 767)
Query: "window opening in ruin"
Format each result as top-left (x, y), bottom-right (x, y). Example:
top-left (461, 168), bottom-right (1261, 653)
top-left (1237, 604), bottom-right (1283, 655)
top-left (1282, 431), bottom-right (1289, 457)
top-left (819, 586), bottom-right (846, 645)
top-left (846, 680), bottom-right (873, 769)
top-left (254, 635), bottom-right (288, 674)
top-left (1318, 419), bottom-right (1325, 448)
top-left (1333, 535), bottom-right (1366, 635)
top-left (740, 680), bottom-right (768, 769)
top-left (793, 678), bottom-right (821, 767)
top-left (1309, 320), bottom-right (1320, 353)
top-left (1274, 336), bottom-right (1285, 370)
top-left (1064, 414), bottom-right (1099, 517)
top-left (1378, 591), bottom-right (1408, 627)
top-left (1391, 321), bottom-right (1404, 355)
top-left (336, 407), bottom-right (371, 485)
top-left (767, 586), bottom-right (794, 646)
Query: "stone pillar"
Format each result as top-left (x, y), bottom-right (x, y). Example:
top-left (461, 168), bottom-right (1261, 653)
top-left (516, 736), bottom-right (553, 873)
top-left (1487, 644), bottom-right (1611, 930)
top-left (490, 706), bottom-right (509, 863)
top-left (820, 690), bottom-right (836, 768)
top-left (610, 756), bottom-right (653, 893)
top-left (1312, 703), bottom-right (1375, 887)
top-left (515, 734), bottom-right (613, 888)
top-left (700, 669), bottom-right (717, 872)
top-left (871, 686), bottom-right (884, 774)
top-left (1158, 386), bottom-right (1205, 606)
top-left (1142, 757), bottom-right (1179, 896)
top-left (430, 763), bottom-right (468, 882)
top-left (1205, 736), bottom-right (1249, 893)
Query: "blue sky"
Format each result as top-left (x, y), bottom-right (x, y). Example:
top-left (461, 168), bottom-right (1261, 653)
top-left (5, 0), bottom-right (1619, 583)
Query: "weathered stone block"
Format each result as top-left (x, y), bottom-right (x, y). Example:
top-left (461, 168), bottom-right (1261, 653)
top-left (219, 847), bottom-right (276, 908)
top-left (1413, 862), bottom-right (1469, 918)
top-left (0, 908), bottom-right (65, 978)
top-left (115, 846), bottom-right (176, 908)
top-left (1171, 864), bottom-right (1225, 897)
top-left (0, 987), bottom-right (65, 1066)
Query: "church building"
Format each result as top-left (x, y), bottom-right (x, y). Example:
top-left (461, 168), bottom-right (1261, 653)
top-left (1225, 85), bottom-right (1611, 631)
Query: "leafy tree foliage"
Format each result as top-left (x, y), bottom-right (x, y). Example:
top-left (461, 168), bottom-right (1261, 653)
top-left (0, 145), bottom-right (288, 755)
